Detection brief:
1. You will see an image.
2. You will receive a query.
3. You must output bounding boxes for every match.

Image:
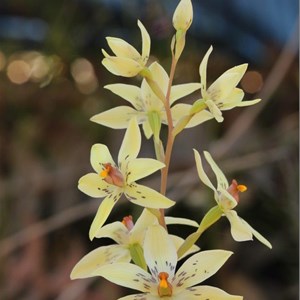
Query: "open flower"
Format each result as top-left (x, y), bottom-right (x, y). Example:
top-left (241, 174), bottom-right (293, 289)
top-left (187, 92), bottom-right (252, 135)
top-left (70, 209), bottom-right (200, 280)
top-left (194, 149), bottom-right (272, 249)
top-left (91, 62), bottom-right (213, 139)
top-left (102, 20), bottom-right (150, 77)
top-left (198, 46), bottom-right (261, 122)
top-left (93, 225), bottom-right (242, 300)
top-left (79, 118), bottom-right (174, 240)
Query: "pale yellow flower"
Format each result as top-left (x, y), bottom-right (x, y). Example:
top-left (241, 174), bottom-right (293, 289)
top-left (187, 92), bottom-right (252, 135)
top-left (199, 46), bottom-right (261, 122)
top-left (102, 20), bottom-right (150, 77)
top-left (173, 0), bottom-right (193, 31)
top-left (78, 118), bottom-right (174, 240)
top-left (91, 62), bottom-right (213, 139)
top-left (194, 149), bottom-right (272, 249)
top-left (93, 225), bottom-right (243, 300)
top-left (70, 209), bottom-right (200, 280)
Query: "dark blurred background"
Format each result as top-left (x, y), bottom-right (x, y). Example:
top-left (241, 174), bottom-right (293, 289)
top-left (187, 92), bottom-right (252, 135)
top-left (0, 0), bottom-right (298, 299)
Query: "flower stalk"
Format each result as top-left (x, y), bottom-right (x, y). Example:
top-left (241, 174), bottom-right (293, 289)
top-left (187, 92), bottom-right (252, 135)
top-left (71, 1), bottom-right (272, 299)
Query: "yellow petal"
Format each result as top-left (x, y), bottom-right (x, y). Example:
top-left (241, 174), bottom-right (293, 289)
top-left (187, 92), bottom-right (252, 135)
top-left (225, 210), bottom-right (253, 241)
top-left (149, 62), bottom-right (169, 96)
top-left (228, 213), bottom-right (272, 249)
top-left (249, 224), bottom-right (273, 249)
top-left (171, 103), bottom-right (213, 128)
top-left (93, 263), bottom-right (154, 293)
top-left (219, 87), bottom-right (245, 110)
top-left (90, 106), bottom-right (140, 129)
top-left (173, 250), bottom-right (233, 292)
top-left (129, 209), bottom-right (158, 244)
top-left (104, 83), bottom-right (143, 110)
top-left (140, 62), bottom-right (168, 111)
top-left (70, 245), bottom-right (130, 279)
top-left (193, 149), bottom-right (216, 192)
top-left (205, 99), bottom-right (224, 122)
top-left (235, 98), bottom-right (261, 107)
top-left (203, 151), bottom-right (228, 190)
top-left (106, 37), bottom-right (140, 60)
top-left (170, 103), bottom-right (191, 125)
top-left (124, 183), bottom-right (175, 209)
top-left (118, 118), bottom-right (141, 163)
top-left (89, 192), bottom-right (122, 240)
top-left (90, 144), bottom-right (115, 173)
top-left (144, 225), bottom-right (177, 278)
top-left (78, 173), bottom-right (113, 198)
top-left (94, 221), bottom-right (129, 244)
top-left (102, 57), bottom-right (142, 77)
top-left (141, 78), bottom-right (163, 111)
top-left (170, 83), bottom-right (201, 105)
top-left (174, 285), bottom-right (243, 299)
top-left (138, 20), bottom-right (151, 63)
top-left (219, 64), bottom-right (248, 88)
top-left (126, 158), bottom-right (165, 183)
top-left (207, 64), bottom-right (248, 101)
top-left (187, 110), bottom-right (214, 127)
top-left (199, 46), bottom-right (213, 96)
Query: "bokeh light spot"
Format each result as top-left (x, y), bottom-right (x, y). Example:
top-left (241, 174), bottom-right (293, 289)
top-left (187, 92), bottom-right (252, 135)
top-left (7, 60), bottom-right (31, 84)
top-left (31, 55), bottom-right (50, 81)
top-left (241, 71), bottom-right (263, 94)
top-left (71, 58), bottom-right (98, 94)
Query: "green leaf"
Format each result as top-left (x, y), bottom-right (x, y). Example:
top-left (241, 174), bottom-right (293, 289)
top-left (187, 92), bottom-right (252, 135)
top-left (129, 243), bottom-right (147, 271)
top-left (197, 205), bottom-right (223, 234)
top-left (177, 231), bottom-right (201, 259)
top-left (174, 30), bottom-right (186, 60)
top-left (177, 205), bottom-right (222, 258)
top-left (190, 99), bottom-right (207, 114)
top-left (148, 111), bottom-right (162, 142)
top-left (173, 114), bottom-right (192, 136)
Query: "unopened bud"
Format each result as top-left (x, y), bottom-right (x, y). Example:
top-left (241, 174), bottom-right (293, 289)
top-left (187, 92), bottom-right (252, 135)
top-left (173, 0), bottom-right (193, 31)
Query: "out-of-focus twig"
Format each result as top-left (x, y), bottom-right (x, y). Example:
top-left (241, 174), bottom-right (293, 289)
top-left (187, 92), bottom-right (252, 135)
top-left (54, 278), bottom-right (96, 300)
top-left (0, 200), bottom-right (99, 258)
top-left (212, 19), bottom-right (299, 158)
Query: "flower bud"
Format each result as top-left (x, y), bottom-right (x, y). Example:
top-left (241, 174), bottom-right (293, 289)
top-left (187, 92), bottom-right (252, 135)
top-left (173, 0), bottom-right (193, 31)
